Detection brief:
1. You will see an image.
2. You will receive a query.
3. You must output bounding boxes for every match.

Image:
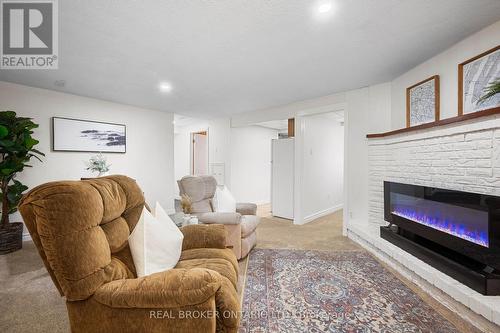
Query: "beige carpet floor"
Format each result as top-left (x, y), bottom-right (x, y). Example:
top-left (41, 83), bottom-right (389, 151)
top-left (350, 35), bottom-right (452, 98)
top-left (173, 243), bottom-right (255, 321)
top-left (256, 208), bottom-right (358, 251)
top-left (0, 241), bottom-right (68, 332)
top-left (253, 208), bottom-right (498, 333)
top-left (1, 208), bottom-right (498, 332)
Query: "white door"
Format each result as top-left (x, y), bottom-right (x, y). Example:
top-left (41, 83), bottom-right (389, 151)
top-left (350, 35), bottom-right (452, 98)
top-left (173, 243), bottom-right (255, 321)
top-left (271, 138), bottom-right (294, 219)
top-left (192, 132), bottom-right (208, 175)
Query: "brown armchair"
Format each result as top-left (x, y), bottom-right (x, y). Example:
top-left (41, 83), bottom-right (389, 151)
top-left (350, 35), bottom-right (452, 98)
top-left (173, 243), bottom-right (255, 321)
top-left (19, 175), bottom-right (240, 333)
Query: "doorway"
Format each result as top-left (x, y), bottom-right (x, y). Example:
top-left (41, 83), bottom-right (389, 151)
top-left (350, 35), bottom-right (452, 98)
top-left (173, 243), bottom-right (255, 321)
top-left (191, 131), bottom-right (208, 175)
top-left (299, 111), bottom-right (344, 224)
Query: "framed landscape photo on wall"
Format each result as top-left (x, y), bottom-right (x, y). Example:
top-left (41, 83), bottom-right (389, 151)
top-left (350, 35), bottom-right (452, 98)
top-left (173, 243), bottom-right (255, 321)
top-left (459, 45), bottom-right (500, 115)
top-left (406, 75), bottom-right (440, 127)
top-left (52, 117), bottom-right (126, 153)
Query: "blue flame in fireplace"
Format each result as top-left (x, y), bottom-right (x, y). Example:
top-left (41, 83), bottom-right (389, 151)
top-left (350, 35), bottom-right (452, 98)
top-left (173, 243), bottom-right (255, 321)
top-left (391, 193), bottom-right (489, 247)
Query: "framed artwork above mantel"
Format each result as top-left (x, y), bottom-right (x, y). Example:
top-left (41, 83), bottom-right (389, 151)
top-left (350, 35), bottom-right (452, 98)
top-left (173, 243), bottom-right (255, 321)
top-left (406, 75), bottom-right (440, 128)
top-left (458, 45), bottom-right (500, 115)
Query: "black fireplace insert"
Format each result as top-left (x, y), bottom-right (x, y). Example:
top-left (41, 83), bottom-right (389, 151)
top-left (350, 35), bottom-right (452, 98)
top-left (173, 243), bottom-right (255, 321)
top-left (382, 181), bottom-right (500, 294)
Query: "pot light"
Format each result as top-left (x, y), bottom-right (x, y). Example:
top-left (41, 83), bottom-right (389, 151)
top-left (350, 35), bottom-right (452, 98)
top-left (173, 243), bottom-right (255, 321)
top-left (317, 2), bottom-right (332, 13)
top-left (159, 82), bottom-right (173, 93)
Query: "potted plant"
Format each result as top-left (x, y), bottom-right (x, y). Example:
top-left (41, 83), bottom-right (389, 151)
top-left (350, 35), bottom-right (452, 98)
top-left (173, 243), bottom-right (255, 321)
top-left (86, 152), bottom-right (110, 177)
top-left (180, 194), bottom-right (195, 224)
top-left (180, 194), bottom-right (193, 215)
top-left (0, 111), bottom-right (44, 254)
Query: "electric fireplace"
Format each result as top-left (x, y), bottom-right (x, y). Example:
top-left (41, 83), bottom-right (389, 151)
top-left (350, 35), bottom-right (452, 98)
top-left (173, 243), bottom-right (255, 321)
top-left (381, 181), bottom-right (500, 295)
top-left (390, 192), bottom-right (489, 247)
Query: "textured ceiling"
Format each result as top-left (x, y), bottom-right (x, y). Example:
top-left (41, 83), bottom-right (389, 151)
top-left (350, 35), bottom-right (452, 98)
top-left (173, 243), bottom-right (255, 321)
top-left (1, 0), bottom-right (500, 118)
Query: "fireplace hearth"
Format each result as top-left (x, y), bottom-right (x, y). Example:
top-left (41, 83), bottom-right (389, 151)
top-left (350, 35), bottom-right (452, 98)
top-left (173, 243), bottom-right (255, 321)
top-left (381, 181), bottom-right (500, 295)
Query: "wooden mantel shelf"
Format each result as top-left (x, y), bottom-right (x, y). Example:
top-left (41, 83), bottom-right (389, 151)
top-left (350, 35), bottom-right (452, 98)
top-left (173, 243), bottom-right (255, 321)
top-left (366, 107), bottom-right (500, 138)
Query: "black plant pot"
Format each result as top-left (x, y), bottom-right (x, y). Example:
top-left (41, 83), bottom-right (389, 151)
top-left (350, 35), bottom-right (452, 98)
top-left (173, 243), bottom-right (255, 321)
top-left (0, 222), bottom-right (23, 254)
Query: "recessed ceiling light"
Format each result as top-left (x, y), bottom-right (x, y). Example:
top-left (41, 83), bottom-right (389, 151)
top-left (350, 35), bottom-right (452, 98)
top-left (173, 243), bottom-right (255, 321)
top-left (317, 2), bottom-right (332, 14)
top-left (159, 82), bottom-right (173, 93)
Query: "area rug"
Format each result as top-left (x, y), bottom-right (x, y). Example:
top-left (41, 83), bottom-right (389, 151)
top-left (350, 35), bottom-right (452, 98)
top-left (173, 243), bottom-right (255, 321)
top-left (240, 249), bottom-right (460, 333)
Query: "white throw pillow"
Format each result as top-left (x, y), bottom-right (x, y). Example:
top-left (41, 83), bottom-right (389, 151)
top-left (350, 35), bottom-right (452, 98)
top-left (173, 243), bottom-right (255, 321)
top-left (128, 202), bottom-right (184, 277)
top-left (213, 186), bottom-right (236, 213)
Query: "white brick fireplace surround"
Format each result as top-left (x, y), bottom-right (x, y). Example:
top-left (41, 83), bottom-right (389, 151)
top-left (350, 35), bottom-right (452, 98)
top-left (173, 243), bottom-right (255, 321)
top-left (348, 112), bottom-right (500, 329)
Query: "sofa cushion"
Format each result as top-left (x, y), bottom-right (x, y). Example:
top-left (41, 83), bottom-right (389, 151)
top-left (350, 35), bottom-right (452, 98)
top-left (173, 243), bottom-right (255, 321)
top-left (180, 224), bottom-right (227, 251)
top-left (241, 215), bottom-right (260, 237)
top-left (236, 203), bottom-right (257, 216)
top-left (178, 176), bottom-right (217, 203)
top-left (93, 268), bottom-right (222, 308)
top-left (213, 186), bottom-right (236, 213)
top-left (180, 248), bottom-right (238, 274)
top-left (18, 175), bottom-right (144, 301)
top-left (176, 258), bottom-right (237, 288)
top-left (129, 204), bottom-right (183, 277)
top-left (190, 198), bottom-right (213, 214)
top-left (215, 276), bottom-right (241, 330)
top-left (198, 212), bottom-right (241, 225)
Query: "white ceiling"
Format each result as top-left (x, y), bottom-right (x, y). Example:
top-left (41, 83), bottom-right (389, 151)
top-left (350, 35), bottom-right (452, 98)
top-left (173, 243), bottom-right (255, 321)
top-left (1, 1), bottom-right (500, 119)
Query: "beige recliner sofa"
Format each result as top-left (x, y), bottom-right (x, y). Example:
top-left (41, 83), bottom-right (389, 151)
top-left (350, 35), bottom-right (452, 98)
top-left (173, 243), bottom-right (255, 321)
top-left (178, 176), bottom-right (260, 260)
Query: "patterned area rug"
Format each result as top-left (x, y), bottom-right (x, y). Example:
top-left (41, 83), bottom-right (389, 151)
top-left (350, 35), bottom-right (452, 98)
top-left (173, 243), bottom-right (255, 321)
top-left (240, 249), bottom-right (459, 333)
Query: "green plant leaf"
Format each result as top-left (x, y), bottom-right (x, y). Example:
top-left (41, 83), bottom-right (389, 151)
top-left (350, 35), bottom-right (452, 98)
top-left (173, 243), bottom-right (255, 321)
top-left (7, 191), bottom-right (17, 203)
top-left (28, 154), bottom-right (43, 163)
top-left (0, 111), bottom-right (16, 120)
top-left (31, 148), bottom-right (45, 156)
top-left (0, 140), bottom-right (15, 147)
top-left (0, 111), bottom-right (43, 225)
top-left (0, 125), bottom-right (8, 139)
top-left (1, 168), bottom-right (14, 175)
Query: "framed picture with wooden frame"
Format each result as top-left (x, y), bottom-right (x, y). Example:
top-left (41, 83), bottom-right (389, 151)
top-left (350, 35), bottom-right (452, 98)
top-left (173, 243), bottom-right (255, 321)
top-left (406, 75), bottom-right (440, 128)
top-left (458, 45), bottom-right (500, 115)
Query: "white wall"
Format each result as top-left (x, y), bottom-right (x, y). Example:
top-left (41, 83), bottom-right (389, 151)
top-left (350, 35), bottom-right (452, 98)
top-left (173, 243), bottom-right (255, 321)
top-left (301, 114), bottom-right (344, 221)
top-left (231, 92), bottom-right (346, 127)
top-left (174, 121), bottom-right (208, 188)
top-left (174, 118), bottom-right (232, 194)
top-left (174, 131), bottom-right (193, 187)
top-left (227, 20), bottom-right (500, 229)
top-left (230, 84), bottom-right (392, 226)
top-left (347, 20), bottom-right (500, 227)
top-left (230, 126), bottom-right (277, 204)
top-left (345, 83), bottom-right (392, 227)
top-left (209, 118), bottom-right (232, 189)
top-left (391, 20), bottom-right (500, 129)
top-left (175, 121), bottom-right (277, 204)
top-left (0, 81), bottom-right (175, 235)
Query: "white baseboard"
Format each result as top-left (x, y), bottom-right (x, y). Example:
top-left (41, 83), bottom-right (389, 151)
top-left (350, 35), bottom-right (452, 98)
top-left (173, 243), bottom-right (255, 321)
top-left (22, 233), bottom-right (32, 241)
top-left (301, 203), bottom-right (343, 224)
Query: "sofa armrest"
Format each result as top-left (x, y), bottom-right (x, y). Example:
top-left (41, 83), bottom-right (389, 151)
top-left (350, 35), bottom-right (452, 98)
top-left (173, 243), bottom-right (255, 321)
top-left (180, 224), bottom-right (227, 250)
top-left (236, 203), bottom-right (257, 216)
top-left (93, 268), bottom-right (222, 309)
top-left (198, 212), bottom-right (242, 225)
top-left (215, 276), bottom-right (241, 329)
